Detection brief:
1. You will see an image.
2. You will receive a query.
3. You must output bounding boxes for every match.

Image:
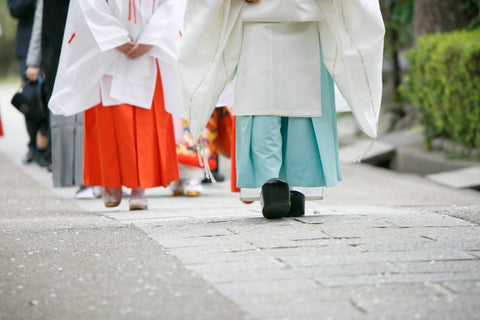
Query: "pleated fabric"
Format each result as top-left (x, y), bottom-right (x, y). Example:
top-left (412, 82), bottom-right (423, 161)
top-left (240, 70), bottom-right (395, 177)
top-left (51, 113), bottom-right (84, 187)
top-left (0, 112), bottom-right (3, 136)
top-left (83, 71), bottom-right (179, 189)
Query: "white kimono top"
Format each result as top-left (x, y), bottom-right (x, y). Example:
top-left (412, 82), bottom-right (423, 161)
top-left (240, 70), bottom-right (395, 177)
top-left (234, 21), bottom-right (324, 117)
top-left (178, 0), bottom-right (385, 141)
top-left (49, 0), bottom-right (186, 118)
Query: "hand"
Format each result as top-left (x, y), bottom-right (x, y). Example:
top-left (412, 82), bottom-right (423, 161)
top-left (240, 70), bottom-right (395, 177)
top-left (116, 41), bottom-right (136, 54)
top-left (26, 66), bottom-right (41, 82)
top-left (125, 43), bottom-right (153, 59)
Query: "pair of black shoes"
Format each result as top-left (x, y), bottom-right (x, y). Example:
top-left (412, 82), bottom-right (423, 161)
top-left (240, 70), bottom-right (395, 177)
top-left (22, 148), bottom-right (50, 168)
top-left (260, 178), bottom-right (305, 219)
top-left (35, 149), bottom-right (51, 168)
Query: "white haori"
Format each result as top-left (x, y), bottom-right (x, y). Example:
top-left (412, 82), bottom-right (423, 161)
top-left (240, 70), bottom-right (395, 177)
top-left (178, 0), bottom-right (385, 141)
top-left (242, 0), bottom-right (323, 22)
top-left (234, 22), bottom-right (322, 117)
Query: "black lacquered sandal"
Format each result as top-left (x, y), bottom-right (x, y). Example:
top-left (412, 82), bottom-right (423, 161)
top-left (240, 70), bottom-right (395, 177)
top-left (260, 178), bottom-right (291, 219)
top-left (287, 190), bottom-right (305, 217)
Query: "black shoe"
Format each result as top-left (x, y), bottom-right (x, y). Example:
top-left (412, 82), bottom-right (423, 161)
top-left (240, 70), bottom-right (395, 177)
top-left (22, 148), bottom-right (36, 164)
top-left (202, 171), bottom-right (225, 183)
top-left (35, 149), bottom-right (51, 168)
top-left (213, 171), bottom-right (225, 182)
top-left (261, 178), bottom-right (291, 219)
top-left (287, 190), bottom-right (305, 217)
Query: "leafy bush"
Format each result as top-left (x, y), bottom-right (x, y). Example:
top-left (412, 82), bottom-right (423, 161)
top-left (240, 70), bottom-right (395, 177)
top-left (401, 29), bottom-right (480, 151)
top-left (0, 5), bottom-right (19, 78)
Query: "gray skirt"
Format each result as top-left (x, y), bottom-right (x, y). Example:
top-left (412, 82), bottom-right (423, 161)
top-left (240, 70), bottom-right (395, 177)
top-left (50, 113), bottom-right (84, 187)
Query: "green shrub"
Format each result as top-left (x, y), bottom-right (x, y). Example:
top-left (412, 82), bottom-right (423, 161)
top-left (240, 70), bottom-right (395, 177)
top-left (0, 4), bottom-right (19, 78)
top-left (401, 29), bottom-right (480, 151)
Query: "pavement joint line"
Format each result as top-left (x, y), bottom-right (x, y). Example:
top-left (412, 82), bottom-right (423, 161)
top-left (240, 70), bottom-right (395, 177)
top-left (349, 298), bottom-right (368, 315)
top-left (430, 282), bottom-right (458, 295)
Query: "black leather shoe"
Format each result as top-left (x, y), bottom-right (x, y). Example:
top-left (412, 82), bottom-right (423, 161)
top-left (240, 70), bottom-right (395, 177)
top-left (202, 171), bottom-right (225, 183)
top-left (260, 178), bottom-right (291, 219)
top-left (212, 171), bottom-right (225, 182)
top-left (287, 190), bottom-right (305, 217)
top-left (35, 149), bottom-right (51, 168)
top-left (22, 148), bottom-right (36, 164)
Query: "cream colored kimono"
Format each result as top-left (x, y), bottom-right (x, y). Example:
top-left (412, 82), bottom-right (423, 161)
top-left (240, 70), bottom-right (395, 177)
top-left (178, 0), bottom-right (385, 141)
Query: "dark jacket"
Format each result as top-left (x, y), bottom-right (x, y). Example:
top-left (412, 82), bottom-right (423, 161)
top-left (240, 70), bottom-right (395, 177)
top-left (7, 0), bottom-right (36, 59)
top-left (41, 0), bottom-right (70, 98)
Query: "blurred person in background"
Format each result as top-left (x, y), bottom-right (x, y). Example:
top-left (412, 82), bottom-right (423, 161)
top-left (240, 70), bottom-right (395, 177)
top-left (8, 0), bottom-right (50, 166)
top-left (26, 0), bottom-right (100, 199)
top-left (168, 115), bottom-right (219, 197)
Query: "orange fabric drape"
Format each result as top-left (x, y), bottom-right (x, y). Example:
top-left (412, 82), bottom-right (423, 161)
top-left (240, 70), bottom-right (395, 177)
top-left (215, 107), bottom-right (233, 158)
top-left (230, 116), bottom-right (240, 192)
top-left (0, 113), bottom-right (3, 137)
top-left (83, 70), bottom-right (179, 189)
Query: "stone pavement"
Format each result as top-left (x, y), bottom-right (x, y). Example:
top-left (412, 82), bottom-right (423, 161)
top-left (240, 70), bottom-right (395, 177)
top-left (1, 82), bottom-right (480, 319)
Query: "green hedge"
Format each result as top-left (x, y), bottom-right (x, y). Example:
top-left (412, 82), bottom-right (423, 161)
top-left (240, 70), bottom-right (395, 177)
top-left (0, 5), bottom-right (19, 78)
top-left (401, 29), bottom-right (480, 151)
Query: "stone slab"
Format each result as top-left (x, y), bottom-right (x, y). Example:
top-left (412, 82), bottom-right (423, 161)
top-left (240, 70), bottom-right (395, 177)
top-left (427, 167), bottom-right (480, 189)
top-left (339, 139), bottom-right (395, 164)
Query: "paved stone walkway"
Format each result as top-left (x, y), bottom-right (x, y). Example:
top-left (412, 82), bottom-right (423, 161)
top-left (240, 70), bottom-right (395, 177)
top-left (1, 82), bottom-right (480, 319)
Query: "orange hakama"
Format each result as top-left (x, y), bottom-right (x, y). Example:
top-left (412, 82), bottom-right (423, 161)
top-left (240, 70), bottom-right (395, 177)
top-left (83, 71), bottom-right (179, 189)
top-left (0, 112), bottom-right (3, 137)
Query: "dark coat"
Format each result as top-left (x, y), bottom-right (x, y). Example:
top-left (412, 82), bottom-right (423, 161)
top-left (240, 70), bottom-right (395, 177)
top-left (41, 0), bottom-right (70, 99)
top-left (7, 0), bottom-right (36, 59)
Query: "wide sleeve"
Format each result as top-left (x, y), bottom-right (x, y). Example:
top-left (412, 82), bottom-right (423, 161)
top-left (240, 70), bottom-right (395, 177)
top-left (317, 0), bottom-right (385, 139)
top-left (137, 0), bottom-right (185, 61)
top-left (177, 0), bottom-right (244, 141)
top-left (77, 0), bottom-right (130, 51)
top-left (49, 0), bottom-right (118, 115)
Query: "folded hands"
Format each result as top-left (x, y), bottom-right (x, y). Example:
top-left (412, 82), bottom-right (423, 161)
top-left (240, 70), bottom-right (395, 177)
top-left (116, 41), bottom-right (153, 59)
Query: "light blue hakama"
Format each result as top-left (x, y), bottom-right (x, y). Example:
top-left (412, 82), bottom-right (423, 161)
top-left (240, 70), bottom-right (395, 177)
top-left (235, 29), bottom-right (342, 199)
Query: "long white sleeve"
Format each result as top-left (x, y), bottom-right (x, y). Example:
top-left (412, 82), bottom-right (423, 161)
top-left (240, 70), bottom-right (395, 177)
top-left (78, 0), bottom-right (130, 51)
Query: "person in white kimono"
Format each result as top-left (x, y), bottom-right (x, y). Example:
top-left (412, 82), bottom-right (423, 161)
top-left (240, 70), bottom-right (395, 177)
top-left (178, 0), bottom-right (385, 219)
top-left (49, 0), bottom-right (186, 210)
